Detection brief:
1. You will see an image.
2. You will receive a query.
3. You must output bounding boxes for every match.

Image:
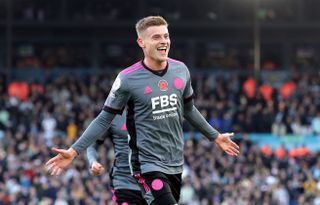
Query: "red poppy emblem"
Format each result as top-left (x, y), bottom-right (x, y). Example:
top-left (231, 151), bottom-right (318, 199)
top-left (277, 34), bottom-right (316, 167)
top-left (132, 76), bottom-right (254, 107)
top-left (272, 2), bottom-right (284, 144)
top-left (159, 80), bottom-right (168, 91)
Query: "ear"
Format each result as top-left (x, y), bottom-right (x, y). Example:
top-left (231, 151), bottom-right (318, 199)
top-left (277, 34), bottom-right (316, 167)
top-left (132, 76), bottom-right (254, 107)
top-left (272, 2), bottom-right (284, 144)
top-left (137, 37), bottom-right (145, 48)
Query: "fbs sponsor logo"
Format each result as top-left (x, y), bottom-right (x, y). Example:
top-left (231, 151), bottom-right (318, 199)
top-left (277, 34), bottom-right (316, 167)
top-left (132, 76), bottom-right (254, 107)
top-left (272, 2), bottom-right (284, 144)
top-left (151, 94), bottom-right (177, 111)
top-left (151, 94), bottom-right (178, 120)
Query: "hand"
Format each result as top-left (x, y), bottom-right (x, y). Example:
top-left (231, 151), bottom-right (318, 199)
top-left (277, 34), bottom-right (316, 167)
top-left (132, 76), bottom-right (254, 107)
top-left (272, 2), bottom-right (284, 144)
top-left (90, 161), bottom-right (105, 176)
top-left (45, 147), bottom-right (78, 176)
top-left (214, 132), bottom-right (240, 156)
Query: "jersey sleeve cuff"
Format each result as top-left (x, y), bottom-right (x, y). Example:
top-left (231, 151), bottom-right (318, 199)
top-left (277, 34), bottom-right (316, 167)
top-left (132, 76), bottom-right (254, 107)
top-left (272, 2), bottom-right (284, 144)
top-left (184, 93), bottom-right (194, 104)
top-left (103, 106), bottom-right (124, 115)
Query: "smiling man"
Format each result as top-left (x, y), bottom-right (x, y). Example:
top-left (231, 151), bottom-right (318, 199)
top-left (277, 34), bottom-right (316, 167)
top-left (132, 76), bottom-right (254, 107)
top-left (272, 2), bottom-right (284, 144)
top-left (45, 16), bottom-right (240, 205)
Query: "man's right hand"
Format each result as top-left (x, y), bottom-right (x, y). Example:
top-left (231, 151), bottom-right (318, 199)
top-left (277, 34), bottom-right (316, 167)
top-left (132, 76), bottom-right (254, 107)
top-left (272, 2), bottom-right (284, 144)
top-left (45, 147), bottom-right (78, 176)
top-left (214, 132), bottom-right (240, 156)
top-left (90, 161), bottom-right (105, 176)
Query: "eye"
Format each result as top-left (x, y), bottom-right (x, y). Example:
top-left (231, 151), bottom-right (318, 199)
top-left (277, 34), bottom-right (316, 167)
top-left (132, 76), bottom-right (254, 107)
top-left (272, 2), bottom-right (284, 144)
top-left (152, 35), bottom-right (161, 40)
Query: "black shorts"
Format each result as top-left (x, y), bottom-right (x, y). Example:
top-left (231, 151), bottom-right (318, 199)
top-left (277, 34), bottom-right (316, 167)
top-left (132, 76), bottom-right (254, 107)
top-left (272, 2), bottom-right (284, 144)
top-left (111, 188), bottom-right (148, 205)
top-left (134, 171), bottom-right (182, 205)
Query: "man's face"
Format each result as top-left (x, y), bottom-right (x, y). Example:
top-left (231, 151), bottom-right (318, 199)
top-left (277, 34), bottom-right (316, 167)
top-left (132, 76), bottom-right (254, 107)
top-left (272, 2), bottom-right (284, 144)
top-left (138, 25), bottom-right (170, 63)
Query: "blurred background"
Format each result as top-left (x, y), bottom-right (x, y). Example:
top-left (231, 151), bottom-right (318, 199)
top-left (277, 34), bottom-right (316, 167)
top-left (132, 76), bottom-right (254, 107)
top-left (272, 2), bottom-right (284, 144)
top-left (0, 0), bottom-right (320, 205)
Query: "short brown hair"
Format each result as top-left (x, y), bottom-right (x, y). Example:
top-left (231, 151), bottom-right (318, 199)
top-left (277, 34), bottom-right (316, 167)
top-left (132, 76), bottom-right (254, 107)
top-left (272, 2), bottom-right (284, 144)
top-left (135, 16), bottom-right (168, 37)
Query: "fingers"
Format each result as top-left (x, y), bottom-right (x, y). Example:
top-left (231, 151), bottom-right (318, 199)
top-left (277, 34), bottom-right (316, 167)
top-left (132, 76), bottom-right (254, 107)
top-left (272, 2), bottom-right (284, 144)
top-left (45, 149), bottom-right (71, 176)
top-left (92, 162), bottom-right (103, 170)
top-left (91, 170), bottom-right (100, 176)
top-left (99, 167), bottom-right (105, 173)
top-left (45, 154), bottom-right (66, 176)
top-left (225, 148), bottom-right (239, 156)
top-left (228, 132), bottom-right (234, 137)
top-left (229, 146), bottom-right (240, 156)
top-left (56, 168), bottom-right (63, 176)
top-left (51, 166), bottom-right (60, 176)
top-left (225, 150), bottom-right (235, 156)
top-left (52, 167), bottom-right (63, 176)
top-left (229, 140), bottom-right (240, 150)
top-left (91, 166), bottom-right (105, 176)
top-left (227, 139), bottom-right (240, 155)
top-left (46, 161), bottom-right (64, 176)
top-left (45, 155), bottom-right (59, 166)
top-left (225, 133), bottom-right (240, 156)
top-left (52, 147), bottom-right (66, 155)
top-left (217, 134), bottom-right (240, 156)
top-left (92, 167), bottom-right (102, 173)
top-left (92, 171), bottom-right (101, 176)
top-left (46, 161), bottom-right (57, 172)
top-left (91, 167), bottom-right (99, 173)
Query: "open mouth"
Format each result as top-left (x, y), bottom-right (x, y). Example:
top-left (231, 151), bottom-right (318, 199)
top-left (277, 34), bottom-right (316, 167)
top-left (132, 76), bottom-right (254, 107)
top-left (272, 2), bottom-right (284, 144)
top-left (157, 47), bottom-right (167, 54)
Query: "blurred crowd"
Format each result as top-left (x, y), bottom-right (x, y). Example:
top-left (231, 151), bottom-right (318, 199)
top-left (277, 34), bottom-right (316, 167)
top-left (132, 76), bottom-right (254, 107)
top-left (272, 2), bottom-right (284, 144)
top-left (188, 72), bottom-right (320, 136)
top-left (1, 0), bottom-right (310, 22)
top-left (0, 70), bottom-right (319, 205)
top-left (11, 42), bottom-right (320, 71)
top-left (12, 44), bottom-right (141, 70)
top-left (13, 42), bottom-right (318, 71)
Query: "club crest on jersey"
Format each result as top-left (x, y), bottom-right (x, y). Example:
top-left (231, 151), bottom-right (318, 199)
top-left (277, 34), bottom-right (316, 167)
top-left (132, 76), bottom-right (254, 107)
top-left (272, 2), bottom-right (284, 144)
top-left (158, 80), bottom-right (168, 91)
top-left (111, 78), bottom-right (121, 92)
top-left (109, 77), bottom-right (121, 98)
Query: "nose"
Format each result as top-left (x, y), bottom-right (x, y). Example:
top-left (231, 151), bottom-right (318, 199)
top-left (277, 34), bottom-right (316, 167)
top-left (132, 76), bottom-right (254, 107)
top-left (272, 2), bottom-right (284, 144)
top-left (160, 36), bottom-right (169, 44)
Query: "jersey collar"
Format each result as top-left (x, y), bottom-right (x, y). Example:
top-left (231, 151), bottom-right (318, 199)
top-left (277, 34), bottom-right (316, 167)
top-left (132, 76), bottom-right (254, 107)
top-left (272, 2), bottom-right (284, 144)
top-left (141, 60), bottom-right (168, 77)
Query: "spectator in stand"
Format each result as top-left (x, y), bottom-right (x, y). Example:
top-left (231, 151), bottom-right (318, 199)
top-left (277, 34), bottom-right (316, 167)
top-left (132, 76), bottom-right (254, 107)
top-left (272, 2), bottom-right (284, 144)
top-left (312, 112), bottom-right (320, 135)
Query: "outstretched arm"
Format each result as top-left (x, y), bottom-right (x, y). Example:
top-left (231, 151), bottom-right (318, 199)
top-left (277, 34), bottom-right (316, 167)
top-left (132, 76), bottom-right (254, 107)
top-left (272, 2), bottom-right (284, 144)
top-left (45, 110), bottom-right (115, 175)
top-left (184, 102), bottom-right (239, 156)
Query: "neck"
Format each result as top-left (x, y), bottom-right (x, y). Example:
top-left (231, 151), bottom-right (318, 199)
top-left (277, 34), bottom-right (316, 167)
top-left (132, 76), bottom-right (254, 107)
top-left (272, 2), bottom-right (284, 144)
top-left (143, 58), bottom-right (167, 71)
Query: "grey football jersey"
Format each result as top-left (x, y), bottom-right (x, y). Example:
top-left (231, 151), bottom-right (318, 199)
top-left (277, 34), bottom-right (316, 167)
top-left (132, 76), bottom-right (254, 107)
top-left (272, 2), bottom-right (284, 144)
top-left (86, 112), bottom-right (140, 190)
top-left (104, 59), bottom-right (194, 175)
